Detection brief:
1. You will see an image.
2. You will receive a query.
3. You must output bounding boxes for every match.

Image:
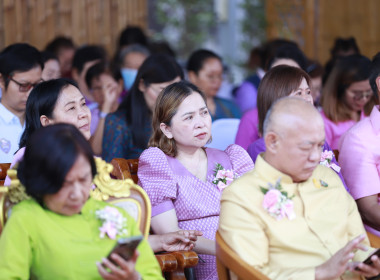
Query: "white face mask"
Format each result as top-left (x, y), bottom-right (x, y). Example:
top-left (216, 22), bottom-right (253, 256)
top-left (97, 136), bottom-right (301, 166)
top-left (121, 68), bottom-right (138, 90)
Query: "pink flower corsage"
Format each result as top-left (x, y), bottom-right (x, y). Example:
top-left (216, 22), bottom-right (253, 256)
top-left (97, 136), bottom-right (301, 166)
top-left (319, 150), bottom-right (341, 173)
top-left (96, 206), bottom-right (128, 239)
top-left (260, 178), bottom-right (295, 221)
top-left (212, 163), bottom-right (236, 191)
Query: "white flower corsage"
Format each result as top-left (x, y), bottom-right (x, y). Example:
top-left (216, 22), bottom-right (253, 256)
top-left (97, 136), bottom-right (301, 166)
top-left (96, 206), bottom-right (128, 239)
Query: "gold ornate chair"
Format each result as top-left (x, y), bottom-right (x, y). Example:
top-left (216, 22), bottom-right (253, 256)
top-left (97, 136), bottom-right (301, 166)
top-left (216, 231), bottom-right (270, 280)
top-left (0, 163), bottom-right (11, 186)
top-left (0, 187), bottom-right (10, 234)
top-left (92, 158), bottom-right (151, 237)
top-left (0, 166), bottom-right (29, 234)
top-left (110, 158), bottom-right (199, 280)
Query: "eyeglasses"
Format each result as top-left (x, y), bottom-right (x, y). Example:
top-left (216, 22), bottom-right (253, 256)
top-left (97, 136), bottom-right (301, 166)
top-left (8, 77), bottom-right (43, 92)
top-left (346, 89), bottom-right (373, 101)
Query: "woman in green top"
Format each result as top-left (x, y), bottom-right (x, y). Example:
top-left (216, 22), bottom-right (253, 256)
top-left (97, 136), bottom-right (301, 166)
top-left (0, 124), bottom-right (163, 280)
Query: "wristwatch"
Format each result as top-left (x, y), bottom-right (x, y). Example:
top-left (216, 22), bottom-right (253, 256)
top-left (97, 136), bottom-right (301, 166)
top-left (99, 111), bottom-right (108, 119)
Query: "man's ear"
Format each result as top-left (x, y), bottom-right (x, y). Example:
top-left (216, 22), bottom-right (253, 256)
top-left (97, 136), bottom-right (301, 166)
top-left (264, 131), bottom-right (279, 154)
top-left (159, 122), bottom-right (173, 139)
top-left (40, 115), bottom-right (53, 127)
top-left (188, 71), bottom-right (197, 84)
top-left (0, 74), bottom-right (5, 91)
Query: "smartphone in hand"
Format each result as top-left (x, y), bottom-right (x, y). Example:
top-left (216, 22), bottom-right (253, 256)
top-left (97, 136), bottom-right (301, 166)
top-left (107, 235), bottom-right (143, 264)
top-left (355, 248), bottom-right (380, 271)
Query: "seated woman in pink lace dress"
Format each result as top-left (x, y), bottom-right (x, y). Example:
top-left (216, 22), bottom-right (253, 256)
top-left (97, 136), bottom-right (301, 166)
top-left (138, 81), bottom-right (254, 280)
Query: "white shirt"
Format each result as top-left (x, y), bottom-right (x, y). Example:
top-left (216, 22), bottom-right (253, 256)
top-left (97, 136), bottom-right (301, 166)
top-left (0, 103), bottom-right (24, 163)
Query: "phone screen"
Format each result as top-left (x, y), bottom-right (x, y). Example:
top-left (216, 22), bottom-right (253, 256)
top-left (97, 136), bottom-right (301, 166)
top-left (362, 248), bottom-right (380, 266)
top-left (355, 248), bottom-right (380, 271)
top-left (107, 235), bottom-right (143, 263)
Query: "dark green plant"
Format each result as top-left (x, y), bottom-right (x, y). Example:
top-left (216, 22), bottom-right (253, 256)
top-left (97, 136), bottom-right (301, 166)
top-left (240, 0), bottom-right (266, 50)
top-left (239, 0), bottom-right (267, 72)
top-left (154, 0), bottom-right (216, 60)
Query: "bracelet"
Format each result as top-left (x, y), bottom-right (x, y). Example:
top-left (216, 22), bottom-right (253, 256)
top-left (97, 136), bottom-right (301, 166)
top-left (99, 111), bottom-right (108, 119)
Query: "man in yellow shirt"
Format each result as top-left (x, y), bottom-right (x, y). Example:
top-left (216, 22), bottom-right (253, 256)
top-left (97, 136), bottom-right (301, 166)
top-left (219, 97), bottom-right (380, 279)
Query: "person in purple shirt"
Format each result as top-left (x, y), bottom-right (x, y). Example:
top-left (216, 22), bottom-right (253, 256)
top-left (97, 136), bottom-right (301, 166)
top-left (235, 44), bottom-right (308, 150)
top-left (247, 65), bottom-right (347, 190)
top-left (138, 81), bottom-right (254, 279)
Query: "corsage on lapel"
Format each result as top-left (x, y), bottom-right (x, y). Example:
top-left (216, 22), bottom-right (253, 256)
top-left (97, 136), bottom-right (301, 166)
top-left (260, 178), bottom-right (295, 221)
top-left (319, 150), bottom-right (341, 173)
top-left (212, 163), bottom-right (236, 191)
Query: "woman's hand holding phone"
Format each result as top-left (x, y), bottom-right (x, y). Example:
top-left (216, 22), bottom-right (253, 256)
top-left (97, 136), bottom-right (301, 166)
top-left (97, 236), bottom-right (143, 280)
top-left (350, 248), bottom-right (380, 279)
top-left (97, 250), bottom-right (141, 280)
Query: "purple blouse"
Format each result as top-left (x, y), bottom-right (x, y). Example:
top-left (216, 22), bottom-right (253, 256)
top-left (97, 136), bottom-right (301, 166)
top-left (234, 108), bottom-right (259, 150)
top-left (138, 145), bottom-right (254, 280)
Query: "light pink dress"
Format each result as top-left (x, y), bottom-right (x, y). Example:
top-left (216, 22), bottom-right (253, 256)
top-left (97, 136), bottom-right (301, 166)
top-left (339, 107), bottom-right (380, 235)
top-left (320, 110), bottom-right (366, 150)
top-left (138, 144), bottom-right (254, 280)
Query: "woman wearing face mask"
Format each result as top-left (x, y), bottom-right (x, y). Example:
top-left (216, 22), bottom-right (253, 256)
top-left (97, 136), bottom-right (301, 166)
top-left (0, 124), bottom-right (163, 279)
top-left (138, 81), bottom-right (254, 279)
top-left (102, 54), bottom-right (183, 162)
top-left (246, 65), bottom-right (347, 189)
top-left (320, 54), bottom-right (374, 150)
top-left (119, 44), bottom-right (150, 91)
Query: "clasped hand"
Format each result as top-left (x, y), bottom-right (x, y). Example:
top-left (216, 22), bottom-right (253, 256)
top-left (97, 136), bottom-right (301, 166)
top-left (160, 230), bottom-right (203, 252)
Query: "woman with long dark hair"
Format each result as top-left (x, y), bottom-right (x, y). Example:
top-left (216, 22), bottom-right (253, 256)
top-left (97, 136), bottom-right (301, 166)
top-left (102, 54), bottom-right (183, 162)
top-left (320, 54), bottom-right (374, 150)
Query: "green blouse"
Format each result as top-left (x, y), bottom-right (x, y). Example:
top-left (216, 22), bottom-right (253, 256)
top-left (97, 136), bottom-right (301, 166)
top-left (0, 197), bottom-right (163, 280)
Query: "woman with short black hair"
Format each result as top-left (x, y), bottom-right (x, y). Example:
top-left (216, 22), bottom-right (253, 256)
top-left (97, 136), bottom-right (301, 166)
top-left (0, 123), bottom-right (162, 279)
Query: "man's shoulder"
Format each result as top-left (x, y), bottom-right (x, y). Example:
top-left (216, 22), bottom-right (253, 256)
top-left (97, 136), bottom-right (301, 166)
top-left (346, 117), bottom-right (372, 137)
top-left (0, 103), bottom-right (18, 125)
top-left (311, 165), bottom-right (346, 191)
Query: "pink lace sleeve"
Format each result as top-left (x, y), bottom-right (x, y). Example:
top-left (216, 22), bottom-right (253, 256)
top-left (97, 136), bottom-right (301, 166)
top-left (225, 144), bottom-right (254, 177)
top-left (138, 147), bottom-right (177, 217)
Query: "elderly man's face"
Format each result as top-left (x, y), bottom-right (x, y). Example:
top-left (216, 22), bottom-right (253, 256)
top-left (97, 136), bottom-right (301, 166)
top-left (274, 118), bottom-right (325, 182)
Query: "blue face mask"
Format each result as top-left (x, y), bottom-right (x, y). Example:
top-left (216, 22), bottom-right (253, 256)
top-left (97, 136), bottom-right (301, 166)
top-left (121, 68), bottom-right (138, 90)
